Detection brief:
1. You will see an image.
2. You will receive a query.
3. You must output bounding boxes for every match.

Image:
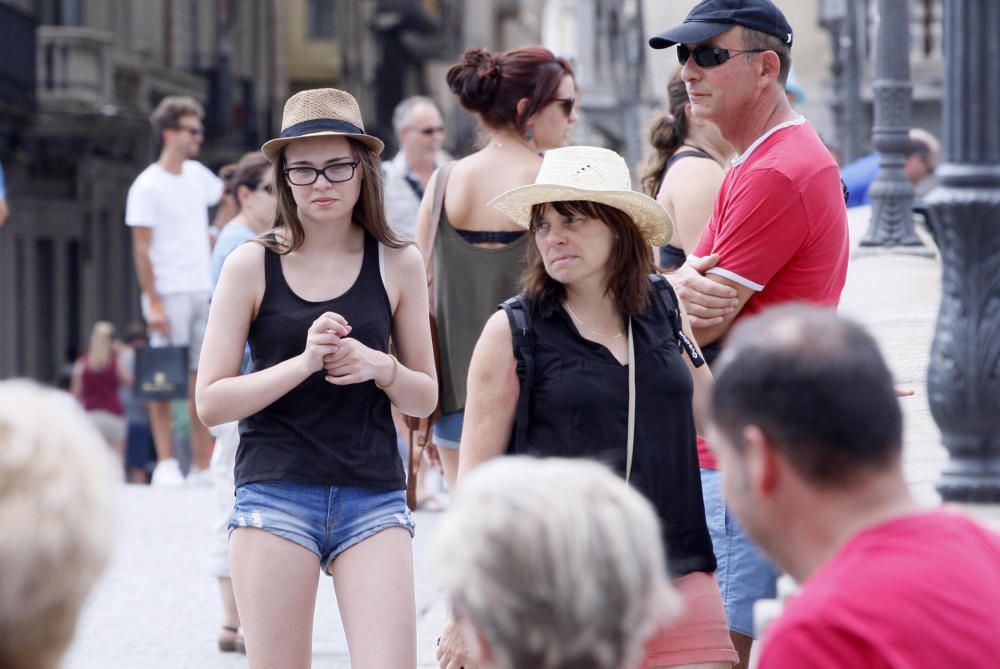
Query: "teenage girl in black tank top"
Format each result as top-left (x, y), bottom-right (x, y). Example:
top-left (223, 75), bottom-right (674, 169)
top-left (195, 89), bottom-right (436, 667)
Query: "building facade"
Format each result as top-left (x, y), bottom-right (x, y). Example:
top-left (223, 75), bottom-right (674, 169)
top-left (0, 0), bottom-right (286, 381)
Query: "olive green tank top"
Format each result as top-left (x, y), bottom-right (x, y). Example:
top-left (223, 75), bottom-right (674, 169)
top-left (435, 211), bottom-right (528, 413)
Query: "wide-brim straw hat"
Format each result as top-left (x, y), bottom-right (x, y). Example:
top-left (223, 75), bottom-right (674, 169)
top-left (488, 146), bottom-right (673, 247)
top-left (261, 88), bottom-right (384, 161)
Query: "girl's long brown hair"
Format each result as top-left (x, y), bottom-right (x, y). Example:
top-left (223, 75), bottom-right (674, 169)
top-left (641, 71), bottom-right (692, 197)
top-left (521, 201), bottom-right (656, 315)
top-left (259, 137), bottom-right (407, 254)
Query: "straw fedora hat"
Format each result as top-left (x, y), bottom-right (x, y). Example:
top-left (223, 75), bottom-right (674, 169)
top-left (261, 88), bottom-right (384, 161)
top-left (488, 146), bottom-right (673, 246)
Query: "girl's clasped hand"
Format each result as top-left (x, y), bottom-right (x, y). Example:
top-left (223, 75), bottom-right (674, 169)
top-left (304, 311), bottom-right (391, 386)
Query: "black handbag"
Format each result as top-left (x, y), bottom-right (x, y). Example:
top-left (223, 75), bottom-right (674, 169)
top-left (133, 345), bottom-right (189, 401)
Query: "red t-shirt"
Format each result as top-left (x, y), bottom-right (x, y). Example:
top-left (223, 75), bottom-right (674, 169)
top-left (695, 119), bottom-right (849, 468)
top-left (759, 510), bottom-right (1000, 669)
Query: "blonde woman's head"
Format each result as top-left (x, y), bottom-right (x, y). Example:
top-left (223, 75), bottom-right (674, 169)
top-left (0, 380), bottom-right (117, 669)
top-left (433, 456), bottom-right (680, 669)
top-left (86, 321), bottom-right (116, 371)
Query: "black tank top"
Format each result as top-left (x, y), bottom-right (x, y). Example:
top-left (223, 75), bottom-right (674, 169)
top-left (235, 232), bottom-right (403, 490)
top-left (658, 149), bottom-right (714, 270)
top-left (509, 293), bottom-right (716, 576)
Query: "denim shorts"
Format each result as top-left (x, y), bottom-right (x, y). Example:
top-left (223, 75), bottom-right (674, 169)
top-left (433, 409), bottom-right (464, 451)
top-left (700, 468), bottom-right (780, 637)
top-left (229, 480), bottom-right (415, 574)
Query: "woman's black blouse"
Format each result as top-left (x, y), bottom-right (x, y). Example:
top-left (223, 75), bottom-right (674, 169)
top-left (508, 293), bottom-right (716, 576)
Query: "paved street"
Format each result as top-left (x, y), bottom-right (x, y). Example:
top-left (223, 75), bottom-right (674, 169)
top-left (63, 206), bottom-right (948, 668)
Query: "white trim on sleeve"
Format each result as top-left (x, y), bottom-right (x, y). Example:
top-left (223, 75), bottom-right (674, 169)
top-left (706, 267), bottom-right (764, 292)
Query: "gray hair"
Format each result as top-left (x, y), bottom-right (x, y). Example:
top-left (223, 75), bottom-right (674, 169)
top-left (392, 95), bottom-right (439, 134)
top-left (742, 27), bottom-right (791, 85)
top-left (0, 380), bottom-right (117, 669)
top-left (433, 457), bottom-right (680, 669)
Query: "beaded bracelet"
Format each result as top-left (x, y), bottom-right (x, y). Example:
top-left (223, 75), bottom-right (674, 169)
top-left (375, 353), bottom-right (399, 389)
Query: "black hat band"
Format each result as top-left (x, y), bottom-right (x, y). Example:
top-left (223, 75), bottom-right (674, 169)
top-left (280, 118), bottom-right (366, 139)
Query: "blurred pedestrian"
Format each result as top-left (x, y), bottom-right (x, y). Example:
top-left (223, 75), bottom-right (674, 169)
top-left (643, 70), bottom-right (733, 270)
top-left (126, 95), bottom-right (224, 485)
top-left (840, 128), bottom-right (940, 207)
top-left (435, 456), bottom-right (681, 669)
top-left (709, 305), bottom-right (1000, 668)
top-left (119, 322), bottom-right (157, 484)
top-left (71, 321), bottom-right (129, 460)
top-left (0, 379), bottom-right (117, 669)
top-left (0, 159), bottom-right (8, 228)
top-left (416, 46), bottom-right (577, 492)
top-left (208, 162), bottom-right (240, 249)
top-left (438, 146), bottom-right (737, 669)
top-left (207, 150), bottom-right (276, 654)
top-left (649, 2), bottom-right (850, 664)
top-left (384, 96), bottom-right (446, 241)
top-left (196, 88), bottom-right (436, 668)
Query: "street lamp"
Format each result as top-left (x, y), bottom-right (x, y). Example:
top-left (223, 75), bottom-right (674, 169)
top-left (858, 0), bottom-right (931, 253)
top-left (926, 0), bottom-right (1000, 504)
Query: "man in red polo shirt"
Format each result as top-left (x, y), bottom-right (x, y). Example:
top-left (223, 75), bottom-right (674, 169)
top-left (709, 306), bottom-right (1000, 669)
top-left (650, 1), bottom-right (849, 666)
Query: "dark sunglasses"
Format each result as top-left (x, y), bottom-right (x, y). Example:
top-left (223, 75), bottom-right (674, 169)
top-left (173, 125), bottom-right (204, 136)
top-left (678, 45), bottom-right (766, 68)
top-left (552, 96), bottom-right (575, 117)
top-left (415, 126), bottom-right (445, 136)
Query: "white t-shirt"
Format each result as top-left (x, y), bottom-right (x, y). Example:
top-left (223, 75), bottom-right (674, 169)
top-left (125, 160), bottom-right (224, 294)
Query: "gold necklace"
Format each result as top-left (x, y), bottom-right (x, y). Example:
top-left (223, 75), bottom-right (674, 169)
top-left (563, 302), bottom-right (624, 339)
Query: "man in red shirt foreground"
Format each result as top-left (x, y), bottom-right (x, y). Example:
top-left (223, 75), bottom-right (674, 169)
top-left (708, 304), bottom-right (1000, 668)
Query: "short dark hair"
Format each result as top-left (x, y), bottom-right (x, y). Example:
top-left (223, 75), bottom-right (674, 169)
top-left (743, 27), bottom-right (791, 86)
top-left (710, 305), bottom-right (902, 487)
top-left (150, 95), bottom-right (204, 137)
top-left (522, 201), bottom-right (656, 315)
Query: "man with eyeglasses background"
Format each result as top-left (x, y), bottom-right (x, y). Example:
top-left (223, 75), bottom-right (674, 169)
top-left (125, 95), bottom-right (224, 486)
top-left (384, 96), bottom-right (447, 241)
top-left (649, 1), bottom-right (850, 667)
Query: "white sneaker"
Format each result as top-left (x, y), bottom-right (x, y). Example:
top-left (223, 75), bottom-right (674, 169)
top-left (151, 458), bottom-right (185, 486)
top-left (185, 467), bottom-right (213, 488)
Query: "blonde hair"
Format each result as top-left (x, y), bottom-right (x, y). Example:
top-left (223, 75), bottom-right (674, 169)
top-left (434, 457), bottom-right (680, 669)
top-left (0, 380), bottom-right (117, 669)
top-left (86, 321), bottom-right (115, 371)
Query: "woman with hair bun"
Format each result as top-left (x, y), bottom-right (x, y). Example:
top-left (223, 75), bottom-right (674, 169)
top-left (642, 71), bottom-right (732, 270)
top-left (415, 46), bottom-right (576, 494)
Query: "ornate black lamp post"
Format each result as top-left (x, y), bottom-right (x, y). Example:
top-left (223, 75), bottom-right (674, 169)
top-left (926, 0), bottom-right (1000, 503)
top-left (859, 0), bottom-right (931, 253)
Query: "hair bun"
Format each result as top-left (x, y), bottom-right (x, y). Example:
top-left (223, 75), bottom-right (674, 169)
top-left (447, 48), bottom-right (502, 113)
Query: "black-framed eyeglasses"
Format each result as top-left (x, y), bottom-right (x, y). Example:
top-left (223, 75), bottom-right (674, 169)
top-left (415, 126), bottom-right (445, 136)
top-left (678, 45), bottom-right (766, 68)
top-left (283, 161), bottom-right (361, 186)
top-left (553, 96), bottom-right (575, 117)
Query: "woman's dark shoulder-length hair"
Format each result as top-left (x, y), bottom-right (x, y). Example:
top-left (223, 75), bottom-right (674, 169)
top-left (521, 200), bottom-right (656, 315)
top-left (257, 137), bottom-right (408, 254)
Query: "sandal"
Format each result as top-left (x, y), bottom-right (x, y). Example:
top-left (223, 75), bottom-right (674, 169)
top-left (218, 625), bottom-right (246, 654)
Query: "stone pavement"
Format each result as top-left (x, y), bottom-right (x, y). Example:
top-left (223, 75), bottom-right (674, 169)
top-left (63, 206), bottom-right (949, 668)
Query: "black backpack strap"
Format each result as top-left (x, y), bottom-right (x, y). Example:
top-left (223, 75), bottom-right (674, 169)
top-left (649, 274), bottom-right (705, 368)
top-left (500, 295), bottom-right (534, 452)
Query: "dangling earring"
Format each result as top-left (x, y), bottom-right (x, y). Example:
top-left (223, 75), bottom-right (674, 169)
top-left (524, 127), bottom-right (534, 141)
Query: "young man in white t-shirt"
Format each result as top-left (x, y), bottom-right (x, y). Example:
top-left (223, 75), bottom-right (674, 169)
top-left (126, 96), bottom-right (223, 485)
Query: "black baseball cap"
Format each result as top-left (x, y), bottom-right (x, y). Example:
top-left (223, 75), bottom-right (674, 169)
top-left (649, 0), bottom-right (793, 50)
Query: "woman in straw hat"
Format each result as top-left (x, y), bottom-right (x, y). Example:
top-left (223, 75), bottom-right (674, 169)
top-left (438, 146), bottom-right (738, 668)
top-left (196, 88), bottom-right (437, 668)
top-left (415, 46), bottom-right (576, 493)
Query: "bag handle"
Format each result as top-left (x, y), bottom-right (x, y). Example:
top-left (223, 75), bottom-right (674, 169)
top-left (419, 161), bottom-right (456, 300)
top-left (625, 317), bottom-right (636, 485)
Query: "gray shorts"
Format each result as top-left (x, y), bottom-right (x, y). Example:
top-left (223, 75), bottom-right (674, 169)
top-left (143, 291), bottom-right (210, 371)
